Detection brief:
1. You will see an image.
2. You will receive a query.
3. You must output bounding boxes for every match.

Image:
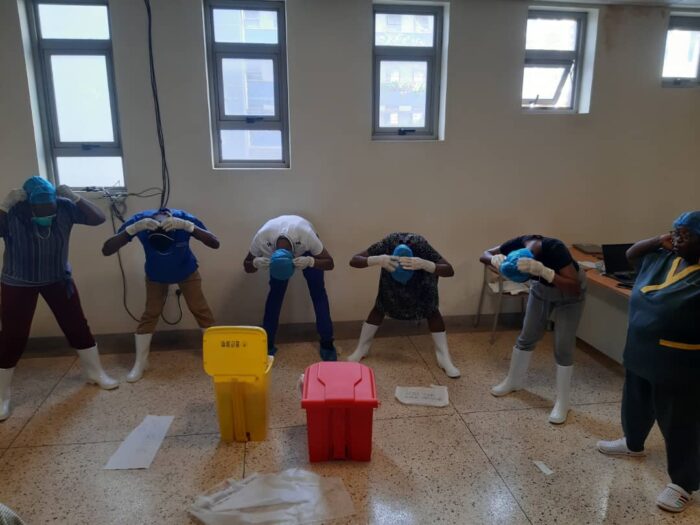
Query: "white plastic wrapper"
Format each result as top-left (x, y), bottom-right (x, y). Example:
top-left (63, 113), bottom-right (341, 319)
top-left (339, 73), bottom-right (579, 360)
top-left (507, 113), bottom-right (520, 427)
top-left (395, 385), bottom-right (449, 407)
top-left (189, 468), bottom-right (355, 525)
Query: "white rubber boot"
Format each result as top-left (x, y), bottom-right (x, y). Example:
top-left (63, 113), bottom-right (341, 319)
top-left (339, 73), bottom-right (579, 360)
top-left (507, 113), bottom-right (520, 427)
top-left (432, 332), bottom-right (460, 378)
top-left (127, 333), bottom-right (153, 383)
top-left (0, 367), bottom-right (15, 421)
top-left (76, 346), bottom-right (119, 390)
top-left (491, 347), bottom-right (532, 397)
top-left (347, 322), bottom-right (379, 362)
top-left (596, 437), bottom-right (647, 457)
top-left (549, 364), bottom-right (573, 424)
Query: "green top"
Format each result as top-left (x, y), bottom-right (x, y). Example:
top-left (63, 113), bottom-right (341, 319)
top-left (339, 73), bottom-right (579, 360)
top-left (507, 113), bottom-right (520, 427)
top-left (623, 249), bottom-right (700, 385)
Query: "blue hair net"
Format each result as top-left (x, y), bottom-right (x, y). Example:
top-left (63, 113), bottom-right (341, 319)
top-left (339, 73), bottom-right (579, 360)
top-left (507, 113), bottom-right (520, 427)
top-left (673, 211), bottom-right (700, 237)
top-left (499, 248), bottom-right (534, 283)
top-left (270, 248), bottom-right (295, 281)
top-left (391, 244), bottom-right (414, 284)
top-left (23, 176), bottom-right (56, 205)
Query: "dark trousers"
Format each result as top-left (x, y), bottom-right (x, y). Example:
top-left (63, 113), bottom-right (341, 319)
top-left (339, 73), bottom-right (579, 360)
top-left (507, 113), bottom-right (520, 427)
top-left (0, 281), bottom-right (95, 369)
top-left (622, 368), bottom-right (700, 492)
top-left (262, 267), bottom-right (334, 351)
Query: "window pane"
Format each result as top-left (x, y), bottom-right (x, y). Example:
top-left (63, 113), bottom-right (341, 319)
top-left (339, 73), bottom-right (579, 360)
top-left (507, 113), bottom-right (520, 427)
top-left (51, 55), bottom-right (114, 142)
top-left (378, 61), bottom-right (428, 128)
top-left (213, 9), bottom-right (278, 44)
top-left (526, 18), bottom-right (578, 51)
top-left (221, 59), bottom-right (275, 116)
top-left (662, 29), bottom-right (700, 79)
top-left (522, 66), bottom-right (572, 108)
top-left (38, 4), bottom-right (110, 40)
top-left (221, 130), bottom-right (282, 161)
top-left (375, 13), bottom-right (434, 47)
top-left (56, 157), bottom-right (124, 187)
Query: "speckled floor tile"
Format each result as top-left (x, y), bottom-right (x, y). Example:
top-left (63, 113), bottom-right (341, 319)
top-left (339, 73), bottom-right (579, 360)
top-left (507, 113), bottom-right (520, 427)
top-left (0, 355), bottom-right (76, 448)
top-left (463, 403), bottom-right (700, 524)
top-left (411, 331), bottom-right (625, 415)
top-left (11, 350), bottom-right (220, 447)
top-left (0, 433), bottom-right (243, 525)
top-left (245, 414), bottom-right (529, 525)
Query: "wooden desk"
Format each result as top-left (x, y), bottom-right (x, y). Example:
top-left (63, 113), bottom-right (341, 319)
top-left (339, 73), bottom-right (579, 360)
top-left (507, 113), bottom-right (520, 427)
top-left (570, 246), bottom-right (630, 364)
top-left (570, 247), bottom-right (631, 299)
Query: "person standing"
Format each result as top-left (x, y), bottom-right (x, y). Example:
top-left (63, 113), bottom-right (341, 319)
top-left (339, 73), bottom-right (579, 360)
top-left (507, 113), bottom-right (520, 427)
top-left (0, 177), bottom-right (117, 421)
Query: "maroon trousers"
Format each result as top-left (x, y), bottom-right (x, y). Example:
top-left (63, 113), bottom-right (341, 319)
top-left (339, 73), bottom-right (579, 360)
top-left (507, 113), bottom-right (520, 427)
top-left (0, 281), bottom-right (95, 369)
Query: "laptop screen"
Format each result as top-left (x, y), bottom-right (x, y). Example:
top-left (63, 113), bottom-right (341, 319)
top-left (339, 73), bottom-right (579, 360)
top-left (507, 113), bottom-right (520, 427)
top-left (602, 244), bottom-right (634, 274)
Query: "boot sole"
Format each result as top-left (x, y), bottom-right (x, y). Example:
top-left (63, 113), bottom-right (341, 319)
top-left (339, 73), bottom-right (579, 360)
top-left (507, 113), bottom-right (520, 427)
top-left (596, 447), bottom-right (646, 457)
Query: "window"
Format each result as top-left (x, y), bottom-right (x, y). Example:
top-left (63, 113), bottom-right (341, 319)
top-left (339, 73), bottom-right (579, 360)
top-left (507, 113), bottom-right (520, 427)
top-left (522, 10), bottom-right (587, 111)
top-left (26, 1), bottom-right (124, 188)
top-left (373, 4), bottom-right (444, 139)
top-left (662, 15), bottom-right (700, 86)
top-left (204, 0), bottom-right (289, 168)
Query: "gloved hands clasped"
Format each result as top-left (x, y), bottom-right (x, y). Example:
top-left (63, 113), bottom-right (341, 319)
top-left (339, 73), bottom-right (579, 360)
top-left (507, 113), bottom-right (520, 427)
top-left (125, 216), bottom-right (196, 237)
top-left (367, 255), bottom-right (399, 272)
top-left (399, 256), bottom-right (436, 273)
top-left (517, 258), bottom-right (556, 283)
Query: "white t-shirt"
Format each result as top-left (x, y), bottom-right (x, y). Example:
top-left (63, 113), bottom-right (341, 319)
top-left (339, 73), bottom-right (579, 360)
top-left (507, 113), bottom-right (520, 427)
top-left (250, 215), bottom-right (324, 257)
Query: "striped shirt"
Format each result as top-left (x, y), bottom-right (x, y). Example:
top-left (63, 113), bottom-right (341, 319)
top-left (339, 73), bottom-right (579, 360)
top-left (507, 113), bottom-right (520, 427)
top-left (0, 198), bottom-right (88, 286)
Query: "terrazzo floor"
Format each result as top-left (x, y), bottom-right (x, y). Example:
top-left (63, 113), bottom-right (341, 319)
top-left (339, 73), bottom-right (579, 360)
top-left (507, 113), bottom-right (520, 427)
top-left (0, 331), bottom-right (697, 524)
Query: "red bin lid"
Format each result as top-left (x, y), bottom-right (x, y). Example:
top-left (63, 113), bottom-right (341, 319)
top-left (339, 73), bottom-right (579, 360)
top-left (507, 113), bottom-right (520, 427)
top-left (301, 362), bottom-right (378, 408)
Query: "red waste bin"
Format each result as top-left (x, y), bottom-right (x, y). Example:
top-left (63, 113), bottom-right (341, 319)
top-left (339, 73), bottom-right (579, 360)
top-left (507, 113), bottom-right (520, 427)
top-left (301, 362), bottom-right (379, 462)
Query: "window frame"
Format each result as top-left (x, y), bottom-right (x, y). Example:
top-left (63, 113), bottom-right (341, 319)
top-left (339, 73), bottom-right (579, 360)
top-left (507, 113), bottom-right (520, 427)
top-left (25, 0), bottom-right (124, 188)
top-left (204, 0), bottom-right (290, 169)
top-left (522, 9), bottom-right (587, 113)
top-left (662, 15), bottom-right (700, 87)
top-left (372, 3), bottom-right (444, 140)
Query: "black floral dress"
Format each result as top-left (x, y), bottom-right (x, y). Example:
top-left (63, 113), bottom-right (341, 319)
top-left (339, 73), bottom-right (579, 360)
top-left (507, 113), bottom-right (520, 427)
top-left (366, 233), bottom-right (443, 320)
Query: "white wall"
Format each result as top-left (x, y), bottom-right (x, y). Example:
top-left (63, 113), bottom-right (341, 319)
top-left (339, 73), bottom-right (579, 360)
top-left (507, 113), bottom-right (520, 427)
top-left (0, 0), bottom-right (698, 337)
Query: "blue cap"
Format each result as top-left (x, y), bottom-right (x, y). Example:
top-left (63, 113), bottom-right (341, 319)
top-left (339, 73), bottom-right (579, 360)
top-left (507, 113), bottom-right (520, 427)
top-left (270, 248), bottom-right (295, 281)
top-left (500, 248), bottom-right (534, 283)
top-left (673, 211), bottom-right (700, 237)
top-left (23, 176), bottom-right (56, 205)
top-left (391, 244), bottom-right (414, 284)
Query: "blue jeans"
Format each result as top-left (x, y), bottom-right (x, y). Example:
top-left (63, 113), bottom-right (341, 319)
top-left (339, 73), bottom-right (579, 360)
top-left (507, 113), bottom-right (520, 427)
top-left (262, 266), bottom-right (334, 351)
top-left (515, 269), bottom-right (587, 366)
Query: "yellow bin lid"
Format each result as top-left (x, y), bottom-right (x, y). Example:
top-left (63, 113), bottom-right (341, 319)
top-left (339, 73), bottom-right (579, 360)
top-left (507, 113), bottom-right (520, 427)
top-left (203, 326), bottom-right (269, 378)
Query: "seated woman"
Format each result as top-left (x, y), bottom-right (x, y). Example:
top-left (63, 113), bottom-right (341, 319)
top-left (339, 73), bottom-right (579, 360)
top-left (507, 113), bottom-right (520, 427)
top-left (597, 212), bottom-right (700, 514)
top-left (480, 234), bottom-right (587, 424)
top-left (347, 232), bottom-right (460, 378)
top-left (0, 177), bottom-right (117, 421)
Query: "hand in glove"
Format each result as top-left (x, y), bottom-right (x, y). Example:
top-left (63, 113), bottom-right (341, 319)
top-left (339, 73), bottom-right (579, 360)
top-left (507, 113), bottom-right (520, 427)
top-left (398, 257), bottom-right (437, 273)
top-left (253, 257), bottom-right (271, 269)
top-left (517, 258), bottom-right (555, 283)
top-left (161, 217), bottom-right (195, 233)
top-left (293, 256), bottom-right (315, 269)
top-left (125, 218), bottom-right (160, 236)
top-left (367, 255), bottom-right (399, 272)
top-left (0, 189), bottom-right (27, 212)
top-left (490, 254), bottom-right (506, 270)
top-left (57, 185), bottom-right (81, 203)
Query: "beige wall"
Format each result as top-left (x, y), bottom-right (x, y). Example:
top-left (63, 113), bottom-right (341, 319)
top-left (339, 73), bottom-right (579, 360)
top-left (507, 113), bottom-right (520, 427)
top-left (0, 0), bottom-right (698, 337)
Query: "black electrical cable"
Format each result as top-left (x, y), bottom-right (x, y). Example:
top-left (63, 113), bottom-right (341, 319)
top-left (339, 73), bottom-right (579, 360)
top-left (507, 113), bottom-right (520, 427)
top-left (143, 0), bottom-right (171, 209)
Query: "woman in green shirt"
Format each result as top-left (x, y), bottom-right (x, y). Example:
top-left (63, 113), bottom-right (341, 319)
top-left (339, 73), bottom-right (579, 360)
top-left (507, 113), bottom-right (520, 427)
top-left (597, 211), bottom-right (700, 514)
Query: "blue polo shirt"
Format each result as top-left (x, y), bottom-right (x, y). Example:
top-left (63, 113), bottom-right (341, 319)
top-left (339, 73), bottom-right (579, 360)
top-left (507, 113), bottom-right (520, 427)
top-left (119, 209), bottom-right (205, 284)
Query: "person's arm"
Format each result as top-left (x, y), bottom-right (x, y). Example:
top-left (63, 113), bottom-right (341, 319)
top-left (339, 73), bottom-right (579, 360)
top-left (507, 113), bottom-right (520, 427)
top-left (191, 227), bottom-right (219, 249)
top-left (627, 234), bottom-right (673, 269)
top-left (244, 251), bottom-right (272, 273)
top-left (0, 189), bottom-right (27, 236)
top-left (160, 216), bottom-right (219, 249)
top-left (102, 231), bottom-right (131, 256)
top-left (294, 248), bottom-right (334, 271)
top-left (480, 244), bottom-right (507, 270)
top-left (57, 186), bottom-right (105, 226)
top-left (350, 249), bottom-right (399, 272)
top-left (432, 257), bottom-right (454, 278)
top-left (550, 263), bottom-right (582, 295)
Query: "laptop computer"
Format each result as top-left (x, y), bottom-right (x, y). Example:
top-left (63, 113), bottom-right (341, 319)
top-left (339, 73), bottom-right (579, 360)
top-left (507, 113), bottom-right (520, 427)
top-left (602, 244), bottom-right (637, 286)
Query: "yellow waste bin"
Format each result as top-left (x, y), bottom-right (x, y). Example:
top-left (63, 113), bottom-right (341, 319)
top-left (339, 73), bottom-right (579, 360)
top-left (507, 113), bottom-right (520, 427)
top-left (203, 326), bottom-right (274, 442)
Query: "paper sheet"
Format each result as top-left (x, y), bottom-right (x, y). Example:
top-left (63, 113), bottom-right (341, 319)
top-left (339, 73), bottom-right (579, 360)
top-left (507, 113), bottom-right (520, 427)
top-left (395, 385), bottom-right (449, 407)
top-left (104, 415), bottom-right (174, 470)
top-left (533, 460), bottom-right (554, 476)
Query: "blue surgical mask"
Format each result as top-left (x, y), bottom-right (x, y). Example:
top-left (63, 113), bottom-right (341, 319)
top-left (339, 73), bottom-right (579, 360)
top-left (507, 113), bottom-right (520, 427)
top-left (32, 215), bottom-right (55, 227)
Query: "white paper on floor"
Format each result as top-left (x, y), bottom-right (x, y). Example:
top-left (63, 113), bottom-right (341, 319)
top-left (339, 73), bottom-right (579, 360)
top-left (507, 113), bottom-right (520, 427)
top-left (104, 415), bottom-right (174, 470)
top-left (189, 468), bottom-right (355, 525)
top-left (395, 385), bottom-right (449, 407)
top-left (533, 460), bottom-right (554, 476)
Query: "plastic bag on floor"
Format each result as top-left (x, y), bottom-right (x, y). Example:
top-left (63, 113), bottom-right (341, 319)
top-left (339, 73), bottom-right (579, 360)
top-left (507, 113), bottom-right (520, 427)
top-left (189, 468), bottom-right (355, 525)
